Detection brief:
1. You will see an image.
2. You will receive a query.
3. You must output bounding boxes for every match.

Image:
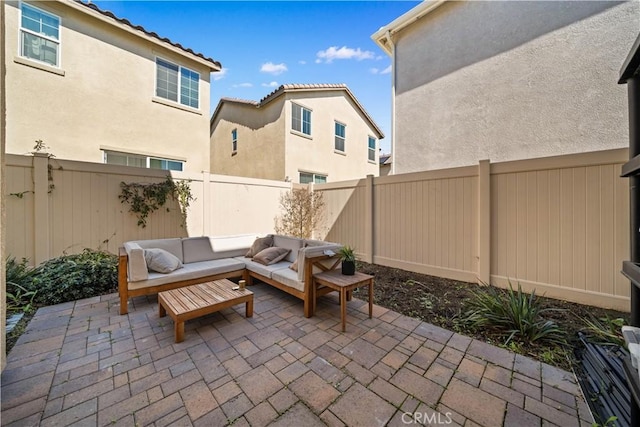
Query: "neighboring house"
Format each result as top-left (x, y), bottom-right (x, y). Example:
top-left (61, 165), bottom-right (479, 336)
top-left (379, 153), bottom-right (392, 176)
top-left (209, 84), bottom-right (384, 183)
top-left (372, 1), bottom-right (639, 174)
top-left (4, 0), bottom-right (221, 172)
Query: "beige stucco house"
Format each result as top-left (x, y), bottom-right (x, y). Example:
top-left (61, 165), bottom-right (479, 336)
top-left (4, 0), bottom-right (221, 172)
top-left (372, 1), bottom-right (639, 174)
top-left (209, 84), bottom-right (384, 183)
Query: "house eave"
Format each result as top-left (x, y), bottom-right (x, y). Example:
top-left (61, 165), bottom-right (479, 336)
top-left (61, 0), bottom-right (221, 71)
top-left (372, 0), bottom-right (447, 55)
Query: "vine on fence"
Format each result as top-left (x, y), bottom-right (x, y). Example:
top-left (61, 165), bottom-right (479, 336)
top-left (119, 176), bottom-right (194, 228)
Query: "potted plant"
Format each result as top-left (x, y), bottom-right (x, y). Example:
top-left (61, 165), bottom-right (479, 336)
top-left (338, 245), bottom-right (356, 275)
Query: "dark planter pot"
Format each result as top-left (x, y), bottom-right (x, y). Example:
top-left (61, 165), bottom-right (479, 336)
top-left (342, 260), bottom-right (356, 275)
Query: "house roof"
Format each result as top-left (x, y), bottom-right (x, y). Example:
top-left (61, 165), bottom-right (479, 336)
top-left (620, 31), bottom-right (640, 84)
top-left (211, 84), bottom-right (385, 138)
top-left (379, 154), bottom-right (392, 165)
top-left (65, 0), bottom-right (221, 71)
top-left (372, 1), bottom-right (446, 55)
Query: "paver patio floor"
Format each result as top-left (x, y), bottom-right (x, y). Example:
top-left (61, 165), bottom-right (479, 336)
top-left (1, 283), bottom-right (594, 426)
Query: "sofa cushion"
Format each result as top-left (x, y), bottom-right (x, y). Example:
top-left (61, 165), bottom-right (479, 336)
top-left (128, 258), bottom-right (246, 290)
top-left (236, 257), bottom-right (292, 279)
top-left (144, 248), bottom-right (183, 273)
top-left (272, 268), bottom-right (305, 293)
top-left (272, 235), bottom-right (303, 262)
top-left (123, 241), bottom-right (148, 282)
top-left (253, 247), bottom-right (290, 265)
top-left (209, 234), bottom-right (260, 259)
top-left (134, 238), bottom-right (183, 262)
top-left (246, 235), bottom-right (274, 258)
top-left (182, 237), bottom-right (216, 263)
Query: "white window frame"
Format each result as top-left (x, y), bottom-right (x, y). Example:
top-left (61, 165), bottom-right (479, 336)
top-left (299, 171), bottom-right (327, 184)
top-left (19, 2), bottom-right (61, 68)
top-left (368, 136), bottom-right (377, 162)
top-left (334, 121), bottom-right (346, 153)
top-left (291, 103), bottom-right (312, 136)
top-left (231, 128), bottom-right (238, 154)
top-left (103, 150), bottom-right (184, 171)
top-left (155, 56), bottom-right (200, 109)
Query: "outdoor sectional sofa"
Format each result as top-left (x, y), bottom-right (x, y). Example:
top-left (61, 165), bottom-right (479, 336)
top-left (118, 234), bottom-right (342, 317)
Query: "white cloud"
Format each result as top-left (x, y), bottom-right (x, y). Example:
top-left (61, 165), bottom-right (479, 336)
top-left (370, 68), bottom-right (379, 75)
top-left (232, 83), bottom-right (253, 88)
top-left (213, 67), bottom-right (228, 81)
top-left (316, 46), bottom-right (375, 63)
top-left (261, 81), bottom-right (279, 88)
top-left (260, 62), bottom-right (288, 75)
top-left (298, 60), bottom-right (307, 65)
top-left (315, 59), bottom-right (322, 64)
top-left (381, 65), bottom-right (392, 74)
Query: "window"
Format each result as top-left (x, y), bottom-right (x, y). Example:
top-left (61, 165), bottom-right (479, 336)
top-left (335, 122), bottom-right (346, 152)
top-left (292, 103), bottom-right (311, 136)
top-left (299, 172), bottom-right (327, 184)
top-left (368, 136), bottom-right (377, 162)
top-left (231, 129), bottom-right (238, 153)
top-left (104, 150), bottom-right (183, 171)
top-left (156, 58), bottom-right (199, 109)
top-left (20, 3), bottom-right (60, 67)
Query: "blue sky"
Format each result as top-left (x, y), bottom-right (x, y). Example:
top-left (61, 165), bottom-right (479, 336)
top-left (92, 1), bottom-right (420, 153)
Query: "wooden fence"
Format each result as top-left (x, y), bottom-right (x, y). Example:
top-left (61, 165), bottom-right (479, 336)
top-left (316, 148), bottom-right (630, 311)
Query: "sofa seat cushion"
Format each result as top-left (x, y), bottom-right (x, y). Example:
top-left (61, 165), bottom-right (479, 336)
top-left (271, 267), bottom-right (305, 293)
top-left (128, 258), bottom-right (245, 290)
top-left (236, 257), bottom-right (292, 279)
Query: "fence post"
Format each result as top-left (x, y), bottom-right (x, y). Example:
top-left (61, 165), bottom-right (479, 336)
top-left (364, 174), bottom-right (374, 263)
top-left (33, 153), bottom-right (50, 265)
top-left (202, 172), bottom-right (211, 236)
top-left (478, 159), bottom-right (491, 284)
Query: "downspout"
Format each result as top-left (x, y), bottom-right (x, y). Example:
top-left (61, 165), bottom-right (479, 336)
top-left (387, 30), bottom-right (396, 175)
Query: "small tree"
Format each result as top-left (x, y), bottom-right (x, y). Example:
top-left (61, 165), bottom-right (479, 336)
top-left (274, 187), bottom-right (325, 239)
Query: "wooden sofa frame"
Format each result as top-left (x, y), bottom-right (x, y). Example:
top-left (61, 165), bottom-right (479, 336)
top-left (118, 248), bottom-right (340, 317)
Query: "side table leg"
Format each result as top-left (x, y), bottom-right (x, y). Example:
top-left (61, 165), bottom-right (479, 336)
top-left (368, 280), bottom-right (373, 319)
top-left (159, 302), bottom-right (166, 318)
top-left (341, 289), bottom-right (347, 332)
top-left (246, 298), bottom-right (254, 318)
top-left (175, 321), bottom-right (184, 343)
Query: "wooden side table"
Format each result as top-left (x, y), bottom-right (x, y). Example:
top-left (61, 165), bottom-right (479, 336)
top-left (312, 270), bottom-right (374, 332)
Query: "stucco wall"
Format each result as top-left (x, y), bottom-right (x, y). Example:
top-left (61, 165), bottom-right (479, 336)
top-left (210, 100), bottom-right (286, 181)
top-left (284, 91), bottom-right (380, 183)
top-left (4, 1), bottom-right (212, 172)
top-left (393, 1), bottom-right (638, 174)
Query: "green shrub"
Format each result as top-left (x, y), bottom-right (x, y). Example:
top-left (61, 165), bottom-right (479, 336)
top-left (31, 249), bottom-right (118, 306)
top-left (6, 257), bottom-right (40, 313)
top-left (461, 282), bottom-right (565, 346)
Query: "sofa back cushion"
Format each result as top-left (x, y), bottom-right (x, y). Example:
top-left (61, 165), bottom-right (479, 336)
top-left (134, 238), bottom-right (183, 262)
top-left (272, 235), bottom-right (303, 262)
top-left (210, 234), bottom-right (260, 259)
top-left (182, 237), bottom-right (216, 263)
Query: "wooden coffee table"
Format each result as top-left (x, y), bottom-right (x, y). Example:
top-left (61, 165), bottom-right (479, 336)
top-left (312, 270), bottom-right (374, 332)
top-left (158, 279), bottom-right (253, 342)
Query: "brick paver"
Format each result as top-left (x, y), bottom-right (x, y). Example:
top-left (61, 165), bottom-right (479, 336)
top-left (1, 285), bottom-right (592, 426)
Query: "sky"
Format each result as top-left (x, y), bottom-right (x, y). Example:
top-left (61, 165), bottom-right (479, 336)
top-left (91, 1), bottom-right (421, 154)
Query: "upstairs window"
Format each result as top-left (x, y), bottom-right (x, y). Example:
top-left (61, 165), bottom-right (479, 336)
top-left (292, 103), bottom-right (311, 136)
top-left (335, 122), bottom-right (346, 152)
top-left (20, 3), bottom-right (60, 67)
top-left (156, 58), bottom-right (199, 109)
top-left (368, 136), bottom-right (377, 162)
top-left (231, 129), bottom-right (238, 153)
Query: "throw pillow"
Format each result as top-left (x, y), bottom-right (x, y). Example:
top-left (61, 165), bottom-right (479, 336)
top-left (144, 248), bottom-right (183, 273)
top-left (253, 247), bottom-right (290, 266)
top-left (246, 235), bottom-right (274, 258)
top-left (289, 258), bottom-right (299, 272)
